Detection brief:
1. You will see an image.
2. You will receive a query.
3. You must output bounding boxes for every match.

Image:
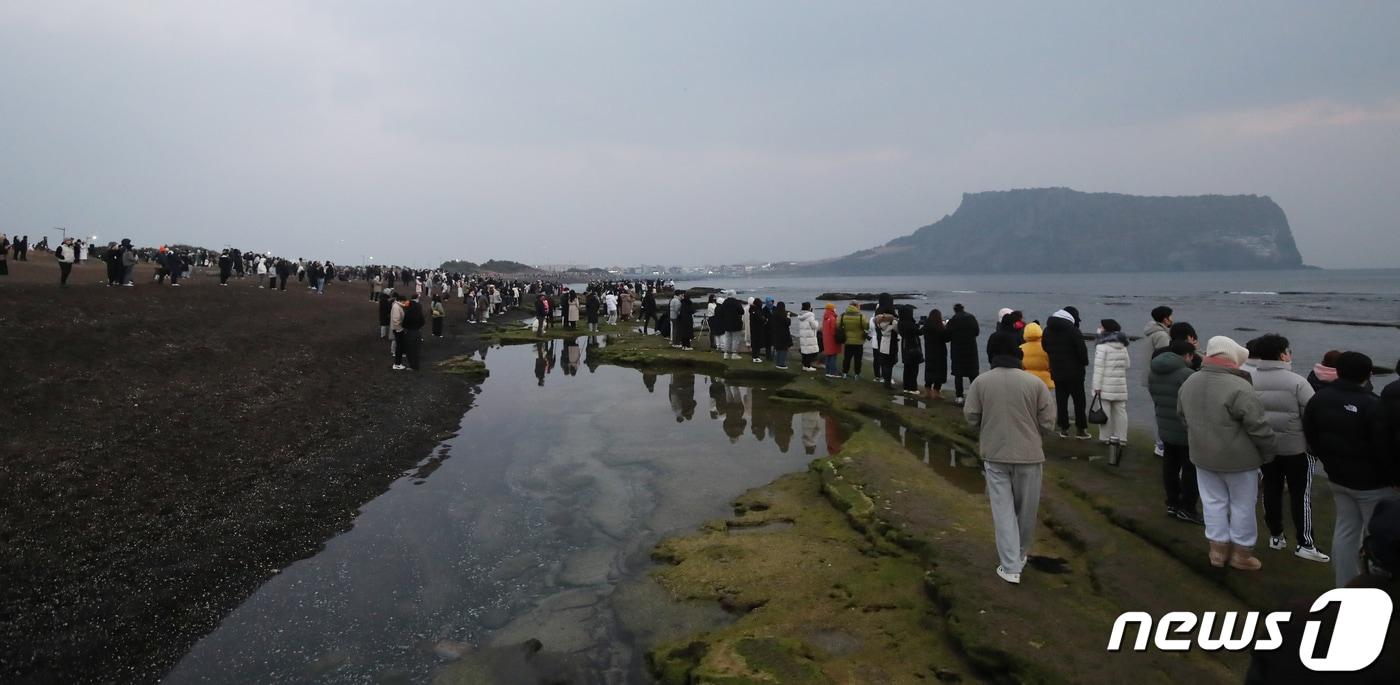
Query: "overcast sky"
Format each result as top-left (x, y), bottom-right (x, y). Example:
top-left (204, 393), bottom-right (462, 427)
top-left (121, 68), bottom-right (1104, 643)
top-left (2, 2), bottom-right (1397, 268)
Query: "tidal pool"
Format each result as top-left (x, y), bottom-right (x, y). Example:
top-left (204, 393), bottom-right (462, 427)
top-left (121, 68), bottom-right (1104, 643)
top-left (166, 338), bottom-right (849, 684)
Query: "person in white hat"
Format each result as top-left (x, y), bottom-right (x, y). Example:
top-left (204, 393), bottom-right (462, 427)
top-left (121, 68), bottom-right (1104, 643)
top-left (1177, 335), bottom-right (1277, 570)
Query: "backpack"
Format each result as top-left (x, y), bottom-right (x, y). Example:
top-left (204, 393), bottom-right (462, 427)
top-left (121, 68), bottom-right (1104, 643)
top-left (403, 302), bottom-right (425, 329)
top-left (836, 314), bottom-right (848, 345)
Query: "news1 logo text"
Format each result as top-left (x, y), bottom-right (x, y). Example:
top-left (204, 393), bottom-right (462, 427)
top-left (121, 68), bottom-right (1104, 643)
top-left (1107, 588), bottom-right (1393, 671)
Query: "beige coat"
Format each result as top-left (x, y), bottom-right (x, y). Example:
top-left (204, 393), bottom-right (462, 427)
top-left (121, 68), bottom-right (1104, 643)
top-left (1176, 364), bottom-right (1276, 472)
top-left (964, 365), bottom-right (1056, 464)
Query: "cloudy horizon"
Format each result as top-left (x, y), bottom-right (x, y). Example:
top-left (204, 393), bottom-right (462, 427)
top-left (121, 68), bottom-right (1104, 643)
top-left (2, 2), bottom-right (1397, 269)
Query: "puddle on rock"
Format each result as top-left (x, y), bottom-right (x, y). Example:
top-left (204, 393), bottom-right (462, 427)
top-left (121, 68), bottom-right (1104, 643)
top-left (166, 339), bottom-right (849, 684)
top-left (874, 418), bottom-right (985, 494)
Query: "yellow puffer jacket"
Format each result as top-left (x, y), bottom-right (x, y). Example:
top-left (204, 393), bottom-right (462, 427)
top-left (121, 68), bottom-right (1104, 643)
top-left (1020, 323), bottom-right (1054, 388)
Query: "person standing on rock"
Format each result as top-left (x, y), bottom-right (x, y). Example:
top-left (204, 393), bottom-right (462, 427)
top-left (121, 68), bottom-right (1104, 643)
top-left (1149, 340), bottom-right (1202, 524)
top-left (839, 303), bottom-right (868, 380)
top-left (676, 293), bottom-right (696, 351)
top-left (430, 294), bottom-right (446, 338)
top-left (217, 249), bottom-right (233, 286)
top-left (1250, 334), bottom-right (1330, 564)
top-left (794, 302), bottom-right (820, 371)
top-left (1144, 306), bottom-right (1174, 456)
top-left (119, 239), bottom-right (138, 286)
top-left (1305, 351), bottom-right (1391, 586)
top-left (668, 291), bottom-right (683, 347)
top-left (604, 290), bottom-right (619, 326)
top-left (0, 233), bottom-right (9, 277)
top-left (897, 307), bottom-right (922, 392)
top-left (1042, 308), bottom-right (1091, 439)
top-left (749, 299), bottom-right (771, 363)
top-left (965, 334), bottom-right (1055, 585)
top-left (822, 302), bottom-right (842, 377)
top-left (641, 289), bottom-right (657, 335)
top-left (1177, 336), bottom-right (1275, 571)
top-left (770, 302), bottom-right (792, 370)
top-left (585, 290), bottom-right (601, 332)
top-left (945, 304), bottom-right (980, 406)
top-left (391, 294), bottom-right (425, 370)
top-left (1091, 319), bottom-right (1131, 446)
top-left (922, 308), bottom-right (948, 399)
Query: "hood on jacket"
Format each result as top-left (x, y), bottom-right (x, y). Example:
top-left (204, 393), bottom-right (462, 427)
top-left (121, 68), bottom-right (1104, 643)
top-left (845, 303), bottom-right (860, 314)
top-left (1312, 364), bottom-right (1338, 383)
top-left (1096, 331), bottom-right (1130, 346)
top-left (1143, 320), bottom-right (1169, 337)
top-left (1022, 322), bottom-right (1043, 342)
top-left (1150, 350), bottom-right (1190, 375)
top-left (1051, 309), bottom-right (1075, 324)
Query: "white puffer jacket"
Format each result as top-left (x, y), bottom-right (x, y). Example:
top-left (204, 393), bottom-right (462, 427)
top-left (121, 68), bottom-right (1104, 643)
top-left (1092, 335), bottom-right (1131, 401)
top-left (794, 310), bottom-right (820, 354)
top-left (1250, 360), bottom-right (1315, 455)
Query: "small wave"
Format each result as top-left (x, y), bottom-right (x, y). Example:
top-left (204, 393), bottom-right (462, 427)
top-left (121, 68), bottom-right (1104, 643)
top-left (951, 290), bottom-right (977, 294)
top-left (1227, 291), bottom-right (1279, 295)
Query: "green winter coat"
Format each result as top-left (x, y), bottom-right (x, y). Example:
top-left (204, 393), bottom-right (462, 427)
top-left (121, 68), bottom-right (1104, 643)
top-left (1177, 364), bottom-right (1276, 472)
top-left (1148, 351), bottom-right (1194, 446)
top-left (839, 306), bottom-right (867, 345)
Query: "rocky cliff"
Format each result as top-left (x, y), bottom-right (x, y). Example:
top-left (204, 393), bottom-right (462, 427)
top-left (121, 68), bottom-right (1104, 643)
top-left (813, 187), bottom-right (1305, 274)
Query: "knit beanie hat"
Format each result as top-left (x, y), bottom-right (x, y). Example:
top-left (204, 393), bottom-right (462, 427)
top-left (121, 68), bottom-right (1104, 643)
top-left (1205, 336), bottom-right (1248, 366)
top-left (997, 307), bottom-right (1013, 319)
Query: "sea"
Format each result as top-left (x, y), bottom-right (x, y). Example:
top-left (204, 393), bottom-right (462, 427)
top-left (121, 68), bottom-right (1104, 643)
top-left (674, 269), bottom-right (1400, 430)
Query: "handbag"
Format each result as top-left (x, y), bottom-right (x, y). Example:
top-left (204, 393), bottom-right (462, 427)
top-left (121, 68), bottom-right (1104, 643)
top-left (1087, 393), bottom-right (1109, 425)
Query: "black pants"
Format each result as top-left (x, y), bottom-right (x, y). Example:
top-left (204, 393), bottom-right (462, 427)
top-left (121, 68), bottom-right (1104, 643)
top-left (278, 275), bottom-right (288, 291)
top-left (878, 355), bottom-right (896, 387)
top-left (902, 360), bottom-right (920, 391)
top-left (678, 324), bottom-right (693, 348)
top-left (842, 345), bottom-right (863, 376)
top-left (953, 372), bottom-right (978, 398)
top-left (1055, 380), bottom-right (1088, 430)
top-left (396, 331), bottom-right (422, 369)
top-left (1162, 441), bottom-right (1199, 512)
top-left (219, 269), bottom-right (231, 284)
top-left (642, 312), bottom-right (655, 333)
top-left (801, 352), bottom-right (817, 368)
top-left (1262, 453), bottom-right (1314, 547)
top-left (432, 318), bottom-right (443, 337)
top-left (59, 262), bottom-right (72, 285)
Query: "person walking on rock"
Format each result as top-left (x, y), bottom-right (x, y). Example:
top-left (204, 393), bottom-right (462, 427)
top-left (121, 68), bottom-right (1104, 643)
top-left (1177, 336), bottom-right (1276, 571)
top-left (965, 335), bottom-right (1055, 585)
top-left (945, 303), bottom-right (980, 406)
top-left (54, 238), bottom-right (75, 286)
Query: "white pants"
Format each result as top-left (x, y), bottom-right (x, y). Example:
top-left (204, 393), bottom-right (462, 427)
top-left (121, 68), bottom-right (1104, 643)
top-left (984, 461), bottom-right (1043, 574)
top-left (1098, 399), bottom-right (1128, 443)
top-left (1197, 468), bottom-right (1260, 548)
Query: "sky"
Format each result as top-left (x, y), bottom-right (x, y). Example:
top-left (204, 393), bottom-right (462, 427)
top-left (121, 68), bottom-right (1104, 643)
top-left (2, 1), bottom-right (1398, 268)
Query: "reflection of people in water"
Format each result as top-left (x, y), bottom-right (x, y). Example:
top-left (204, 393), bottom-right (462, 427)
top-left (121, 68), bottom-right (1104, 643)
top-left (584, 335), bottom-right (601, 373)
top-left (748, 387), bottom-right (770, 442)
top-left (668, 372), bottom-right (697, 421)
top-left (800, 411), bottom-right (820, 455)
top-left (772, 406), bottom-right (793, 453)
top-left (643, 369), bottom-right (657, 393)
top-left (721, 383), bottom-right (746, 442)
top-left (708, 376), bottom-right (723, 419)
top-left (534, 343), bottom-right (548, 387)
top-left (824, 414), bottom-right (845, 455)
top-left (564, 337), bottom-right (581, 376)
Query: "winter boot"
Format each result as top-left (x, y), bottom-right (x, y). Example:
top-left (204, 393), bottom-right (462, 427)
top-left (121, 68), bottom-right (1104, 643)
top-left (1208, 540), bottom-right (1231, 568)
top-left (1229, 545), bottom-right (1262, 571)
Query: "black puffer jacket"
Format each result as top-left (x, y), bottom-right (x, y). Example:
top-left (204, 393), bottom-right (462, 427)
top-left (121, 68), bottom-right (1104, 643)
top-left (1042, 314), bottom-right (1088, 383)
top-left (1303, 380), bottom-right (1394, 490)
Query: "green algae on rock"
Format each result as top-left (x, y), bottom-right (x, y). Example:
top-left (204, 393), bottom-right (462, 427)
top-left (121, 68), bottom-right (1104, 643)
top-left (435, 355), bottom-right (490, 381)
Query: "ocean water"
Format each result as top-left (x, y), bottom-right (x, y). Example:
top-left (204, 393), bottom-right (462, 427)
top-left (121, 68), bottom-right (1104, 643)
top-left (679, 269), bottom-right (1400, 429)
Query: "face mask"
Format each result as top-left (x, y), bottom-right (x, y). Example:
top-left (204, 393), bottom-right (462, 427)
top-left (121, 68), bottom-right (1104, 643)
top-left (1096, 327), bottom-right (1105, 335)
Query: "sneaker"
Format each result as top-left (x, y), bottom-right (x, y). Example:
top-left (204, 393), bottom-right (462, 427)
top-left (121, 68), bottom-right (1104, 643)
top-left (1154, 440), bottom-right (1165, 457)
top-left (995, 566), bottom-right (1021, 584)
top-left (682, 347), bottom-right (693, 351)
top-left (171, 283), bottom-right (180, 287)
top-left (1057, 429), bottom-right (1071, 439)
top-left (1075, 429), bottom-right (1093, 441)
top-left (826, 374), bottom-right (842, 379)
top-left (1166, 506), bottom-right (1179, 518)
top-left (954, 397), bottom-right (965, 407)
top-left (1294, 545), bottom-right (1331, 563)
top-left (775, 365), bottom-right (788, 370)
top-left (1269, 535), bottom-right (1287, 551)
top-left (1173, 509), bottom-right (1204, 525)
top-left (392, 364), bottom-right (406, 370)
top-left (752, 357), bottom-right (761, 363)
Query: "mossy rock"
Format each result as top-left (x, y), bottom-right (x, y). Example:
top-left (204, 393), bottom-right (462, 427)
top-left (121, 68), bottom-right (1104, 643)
top-left (435, 355), bottom-right (490, 381)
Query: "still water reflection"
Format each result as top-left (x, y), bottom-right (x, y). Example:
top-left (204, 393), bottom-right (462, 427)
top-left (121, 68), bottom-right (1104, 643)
top-left (167, 339), bottom-right (848, 684)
